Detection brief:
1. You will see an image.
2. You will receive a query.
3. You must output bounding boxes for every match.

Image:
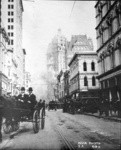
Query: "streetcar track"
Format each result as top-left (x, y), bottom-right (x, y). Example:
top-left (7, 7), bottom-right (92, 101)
top-left (48, 114), bottom-right (76, 150)
top-left (56, 111), bottom-right (121, 150)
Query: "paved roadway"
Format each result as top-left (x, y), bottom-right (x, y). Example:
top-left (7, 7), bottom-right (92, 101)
top-left (0, 109), bottom-right (121, 150)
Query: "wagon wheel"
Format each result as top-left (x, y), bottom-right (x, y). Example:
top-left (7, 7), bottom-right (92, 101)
top-left (33, 110), bottom-right (40, 133)
top-left (41, 108), bottom-right (45, 130)
top-left (3, 119), bottom-right (12, 134)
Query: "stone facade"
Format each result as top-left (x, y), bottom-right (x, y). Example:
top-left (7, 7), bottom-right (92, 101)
top-left (0, 27), bottom-right (10, 95)
top-left (69, 52), bottom-right (99, 99)
top-left (57, 71), bottom-right (65, 101)
top-left (0, 0), bottom-right (25, 95)
top-left (0, 0), bottom-right (11, 95)
top-left (95, 1), bottom-right (121, 105)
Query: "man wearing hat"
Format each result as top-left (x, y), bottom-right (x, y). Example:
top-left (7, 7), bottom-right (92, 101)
top-left (17, 87), bottom-right (28, 108)
top-left (28, 87), bottom-right (37, 117)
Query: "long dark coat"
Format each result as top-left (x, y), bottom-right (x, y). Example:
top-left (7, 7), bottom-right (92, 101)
top-left (28, 94), bottom-right (37, 109)
top-left (17, 94), bottom-right (28, 108)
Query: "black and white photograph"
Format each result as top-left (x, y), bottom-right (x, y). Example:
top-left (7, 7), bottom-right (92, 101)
top-left (0, 0), bottom-right (121, 150)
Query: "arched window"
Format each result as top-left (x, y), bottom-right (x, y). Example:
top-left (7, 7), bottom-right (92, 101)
top-left (83, 62), bottom-right (87, 71)
top-left (84, 76), bottom-right (88, 86)
top-left (91, 61), bottom-right (95, 71)
top-left (92, 76), bottom-right (96, 86)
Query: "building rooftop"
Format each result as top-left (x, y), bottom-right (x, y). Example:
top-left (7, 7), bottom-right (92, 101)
top-left (68, 51), bottom-right (97, 66)
top-left (69, 34), bottom-right (94, 51)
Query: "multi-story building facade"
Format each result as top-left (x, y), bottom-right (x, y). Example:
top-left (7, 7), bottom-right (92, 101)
top-left (57, 71), bottom-right (64, 101)
top-left (47, 29), bottom-right (67, 74)
top-left (47, 29), bottom-right (67, 100)
top-left (95, 1), bottom-right (121, 109)
top-left (1, 0), bottom-right (25, 95)
top-left (57, 29), bottom-right (67, 73)
top-left (56, 34), bottom-right (98, 101)
top-left (64, 70), bottom-right (70, 98)
top-left (0, 27), bottom-right (10, 95)
top-left (69, 52), bottom-right (99, 100)
top-left (57, 70), bottom-right (70, 102)
top-left (67, 35), bottom-right (94, 66)
top-left (25, 71), bottom-right (31, 92)
top-left (0, 0), bottom-right (11, 95)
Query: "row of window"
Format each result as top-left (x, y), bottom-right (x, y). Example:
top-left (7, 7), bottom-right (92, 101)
top-left (100, 51), bottom-right (121, 74)
top-left (83, 61), bottom-right (95, 71)
top-left (8, 0), bottom-right (14, 2)
top-left (8, 5), bottom-right (14, 9)
top-left (8, 18), bottom-right (14, 22)
top-left (97, 16), bottom-right (121, 47)
top-left (8, 32), bottom-right (14, 37)
top-left (8, 39), bottom-right (14, 45)
top-left (70, 76), bottom-right (96, 87)
top-left (96, 1), bottom-right (114, 21)
top-left (8, 11), bottom-right (14, 16)
top-left (70, 61), bottom-right (96, 73)
top-left (84, 76), bottom-right (96, 86)
top-left (97, 2), bottom-right (121, 47)
top-left (8, 25), bottom-right (14, 29)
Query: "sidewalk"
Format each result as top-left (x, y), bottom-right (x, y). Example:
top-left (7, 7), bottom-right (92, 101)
top-left (0, 131), bottom-right (11, 149)
top-left (84, 112), bottom-right (121, 122)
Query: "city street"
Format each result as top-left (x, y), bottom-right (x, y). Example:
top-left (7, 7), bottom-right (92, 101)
top-left (0, 110), bottom-right (121, 150)
top-left (0, 1), bottom-right (121, 150)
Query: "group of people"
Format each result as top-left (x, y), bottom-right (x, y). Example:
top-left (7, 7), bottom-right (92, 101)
top-left (99, 98), bottom-right (121, 117)
top-left (17, 87), bottom-right (37, 110)
top-left (0, 87), bottom-right (46, 143)
top-left (16, 87), bottom-right (46, 117)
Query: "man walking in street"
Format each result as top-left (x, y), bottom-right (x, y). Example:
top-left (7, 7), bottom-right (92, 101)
top-left (38, 99), bottom-right (46, 116)
top-left (42, 100), bottom-right (46, 116)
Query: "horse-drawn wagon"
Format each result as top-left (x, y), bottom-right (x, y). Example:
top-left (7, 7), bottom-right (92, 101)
top-left (0, 95), bottom-right (45, 142)
top-left (48, 100), bottom-right (57, 111)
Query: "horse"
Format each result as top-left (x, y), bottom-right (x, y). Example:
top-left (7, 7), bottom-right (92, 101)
top-left (0, 95), bottom-right (18, 142)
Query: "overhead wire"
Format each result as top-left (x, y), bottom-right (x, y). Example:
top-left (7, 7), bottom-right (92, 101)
top-left (69, 0), bottom-right (76, 18)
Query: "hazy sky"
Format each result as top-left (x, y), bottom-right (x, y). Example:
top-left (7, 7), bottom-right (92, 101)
top-left (23, 0), bottom-right (96, 75)
top-left (22, 0), bottom-right (96, 98)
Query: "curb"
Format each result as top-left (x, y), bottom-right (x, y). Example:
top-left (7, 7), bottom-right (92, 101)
top-left (84, 113), bottom-right (121, 122)
top-left (0, 139), bottom-right (13, 149)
